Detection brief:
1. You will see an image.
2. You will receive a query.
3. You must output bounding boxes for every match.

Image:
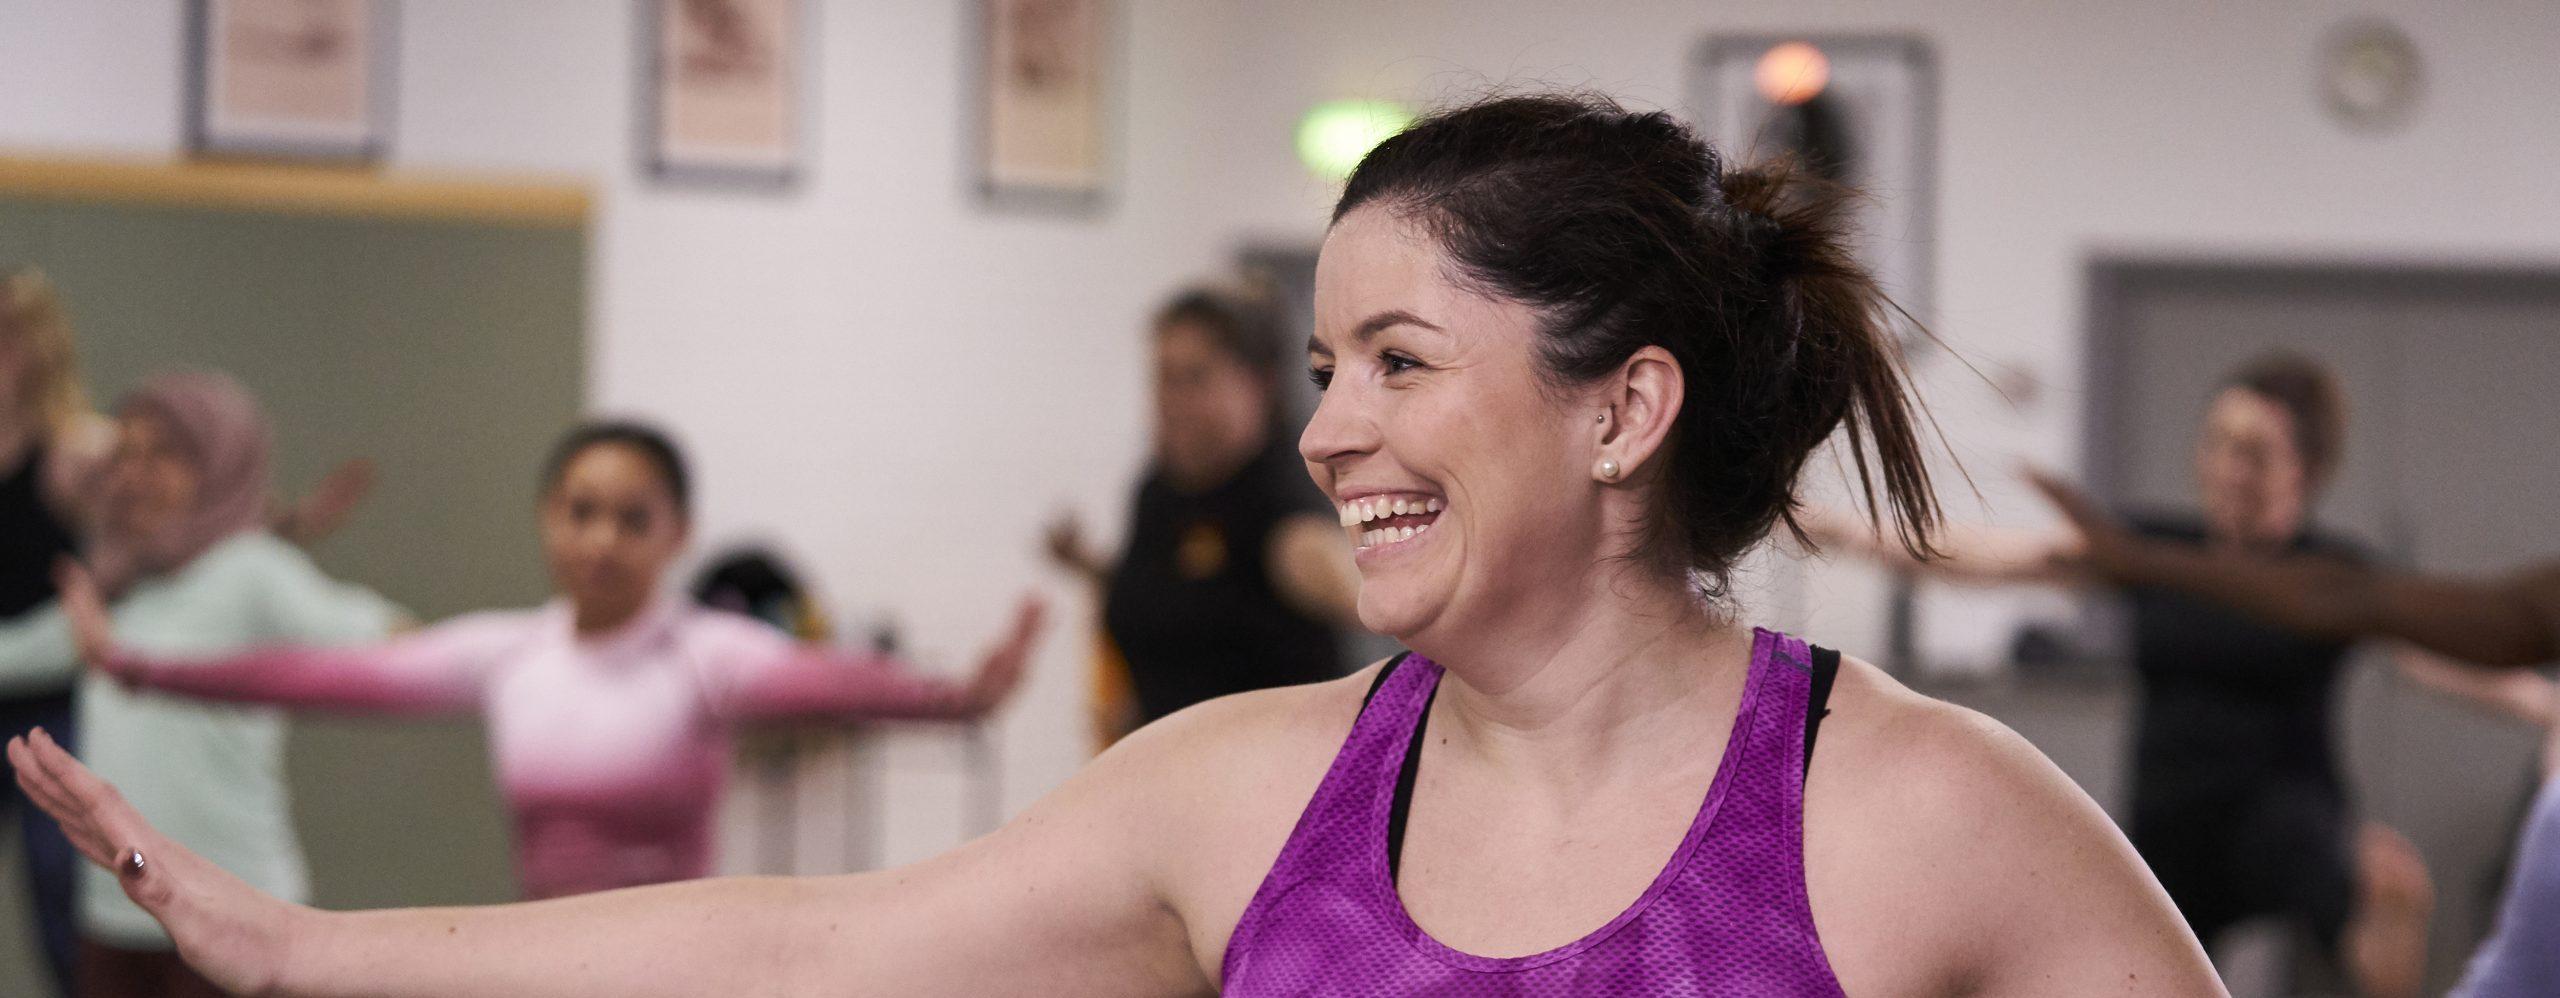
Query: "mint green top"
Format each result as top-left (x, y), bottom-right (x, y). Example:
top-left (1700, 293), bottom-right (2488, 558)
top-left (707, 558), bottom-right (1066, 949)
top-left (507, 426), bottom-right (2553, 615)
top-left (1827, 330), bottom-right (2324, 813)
top-left (0, 531), bottom-right (399, 948)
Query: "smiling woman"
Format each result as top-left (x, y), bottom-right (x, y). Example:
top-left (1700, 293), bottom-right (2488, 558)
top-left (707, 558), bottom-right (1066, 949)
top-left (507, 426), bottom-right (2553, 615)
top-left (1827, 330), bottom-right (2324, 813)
top-left (9, 92), bottom-right (2222, 998)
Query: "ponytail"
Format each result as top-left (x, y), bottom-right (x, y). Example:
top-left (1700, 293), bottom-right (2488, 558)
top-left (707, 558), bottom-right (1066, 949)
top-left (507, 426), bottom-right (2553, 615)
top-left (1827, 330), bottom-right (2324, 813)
top-left (1716, 160), bottom-right (1940, 560)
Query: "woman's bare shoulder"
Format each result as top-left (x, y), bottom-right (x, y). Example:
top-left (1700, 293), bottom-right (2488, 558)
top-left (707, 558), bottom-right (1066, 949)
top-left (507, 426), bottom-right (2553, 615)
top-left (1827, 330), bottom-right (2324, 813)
top-left (1091, 658), bottom-right (1390, 810)
top-left (1804, 656), bottom-right (2215, 995)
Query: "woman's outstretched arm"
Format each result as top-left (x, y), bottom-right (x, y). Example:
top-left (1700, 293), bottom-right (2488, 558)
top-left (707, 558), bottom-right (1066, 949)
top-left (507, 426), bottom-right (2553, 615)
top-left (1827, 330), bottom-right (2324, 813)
top-left (9, 697), bottom-right (1216, 998)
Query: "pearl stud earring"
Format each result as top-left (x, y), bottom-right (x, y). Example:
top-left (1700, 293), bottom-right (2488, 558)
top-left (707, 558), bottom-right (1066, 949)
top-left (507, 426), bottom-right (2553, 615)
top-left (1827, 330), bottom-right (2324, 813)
top-left (1597, 459), bottom-right (1621, 481)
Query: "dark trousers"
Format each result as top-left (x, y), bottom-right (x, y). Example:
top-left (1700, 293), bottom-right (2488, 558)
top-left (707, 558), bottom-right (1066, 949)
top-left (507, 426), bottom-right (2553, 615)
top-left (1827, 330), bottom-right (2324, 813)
top-left (75, 939), bottom-right (226, 998)
top-left (2, 689), bottom-right (78, 998)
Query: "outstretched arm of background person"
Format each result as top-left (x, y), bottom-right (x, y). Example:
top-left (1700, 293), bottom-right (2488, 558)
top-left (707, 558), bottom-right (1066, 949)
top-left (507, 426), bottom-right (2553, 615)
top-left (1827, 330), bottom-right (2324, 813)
top-left (2031, 471), bottom-right (2560, 666)
top-left (1795, 497), bottom-right (2084, 588)
top-left (60, 564), bottom-right (493, 715)
top-left (710, 596), bottom-right (1047, 722)
top-left (1268, 513), bottom-right (1361, 628)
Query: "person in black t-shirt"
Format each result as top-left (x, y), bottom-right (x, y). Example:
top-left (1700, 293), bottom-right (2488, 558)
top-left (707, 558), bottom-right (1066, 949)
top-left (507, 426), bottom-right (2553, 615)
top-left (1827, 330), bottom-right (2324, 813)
top-left (1811, 350), bottom-right (2435, 997)
top-left (1047, 284), bottom-right (1357, 746)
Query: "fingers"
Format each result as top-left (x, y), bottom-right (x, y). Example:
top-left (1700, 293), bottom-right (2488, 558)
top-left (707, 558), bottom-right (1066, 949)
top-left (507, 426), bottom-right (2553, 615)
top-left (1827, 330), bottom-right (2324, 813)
top-left (8, 735), bottom-right (119, 867)
top-left (28, 728), bottom-right (155, 866)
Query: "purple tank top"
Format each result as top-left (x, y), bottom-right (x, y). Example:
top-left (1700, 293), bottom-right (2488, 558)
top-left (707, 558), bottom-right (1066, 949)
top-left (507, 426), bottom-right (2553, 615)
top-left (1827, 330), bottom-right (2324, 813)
top-left (1221, 628), bottom-right (1845, 996)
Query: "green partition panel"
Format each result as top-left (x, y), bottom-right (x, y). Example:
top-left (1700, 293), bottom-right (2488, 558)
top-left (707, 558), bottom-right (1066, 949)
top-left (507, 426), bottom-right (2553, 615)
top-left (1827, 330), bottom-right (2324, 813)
top-left (0, 197), bottom-right (584, 982)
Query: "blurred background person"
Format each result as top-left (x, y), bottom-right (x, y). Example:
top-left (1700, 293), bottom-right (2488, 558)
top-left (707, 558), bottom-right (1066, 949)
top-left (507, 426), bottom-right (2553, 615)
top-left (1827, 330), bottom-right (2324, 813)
top-left (1811, 351), bottom-right (2435, 996)
top-left (0, 277), bottom-right (371, 998)
top-left (0, 267), bottom-right (114, 997)
top-left (1047, 283), bottom-right (1358, 746)
top-left (57, 421), bottom-right (1044, 901)
top-left (0, 371), bottom-right (393, 998)
top-left (2029, 475), bottom-right (2560, 996)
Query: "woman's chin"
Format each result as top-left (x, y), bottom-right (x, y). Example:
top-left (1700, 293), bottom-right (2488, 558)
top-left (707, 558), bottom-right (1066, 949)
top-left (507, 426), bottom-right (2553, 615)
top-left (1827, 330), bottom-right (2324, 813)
top-left (1355, 587), bottom-right (1437, 645)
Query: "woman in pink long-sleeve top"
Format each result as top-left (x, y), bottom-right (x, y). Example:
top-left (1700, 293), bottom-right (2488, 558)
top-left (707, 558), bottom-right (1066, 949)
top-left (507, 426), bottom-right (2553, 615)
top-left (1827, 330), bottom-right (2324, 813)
top-left (60, 420), bottom-right (1046, 899)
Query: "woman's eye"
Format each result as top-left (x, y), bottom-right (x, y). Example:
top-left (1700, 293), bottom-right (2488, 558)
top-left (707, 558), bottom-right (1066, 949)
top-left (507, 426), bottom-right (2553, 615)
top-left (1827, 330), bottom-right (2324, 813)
top-left (1382, 352), bottom-right (1422, 375)
top-left (1307, 366), bottom-right (1334, 391)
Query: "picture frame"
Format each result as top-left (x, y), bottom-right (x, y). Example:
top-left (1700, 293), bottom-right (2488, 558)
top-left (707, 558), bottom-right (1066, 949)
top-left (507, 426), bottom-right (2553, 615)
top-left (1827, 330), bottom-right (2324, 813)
top-left (186, 0), bottom-right (398, 163)
top-left (1689, 35), bottom-right (1937, 338)
top-left (973, 0), bottom-right (1113, 213)
top-left (640, 0), bottom-right (812, 188)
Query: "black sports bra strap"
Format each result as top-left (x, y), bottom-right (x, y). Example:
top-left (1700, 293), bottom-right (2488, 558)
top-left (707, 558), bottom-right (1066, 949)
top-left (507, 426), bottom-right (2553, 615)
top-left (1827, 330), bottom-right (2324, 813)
top-left (1803, 645), bottom-right (1841, 779)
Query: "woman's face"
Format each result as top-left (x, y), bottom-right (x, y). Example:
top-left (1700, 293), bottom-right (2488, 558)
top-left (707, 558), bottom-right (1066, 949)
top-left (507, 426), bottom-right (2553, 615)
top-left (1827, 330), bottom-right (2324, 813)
top-left (539, 444), bottom-right (687, 627)
top-left (2195, 387), bottom-right (2311, 545)
top-left (1152, 320), bottom-right (1271, 488)
top-left (101, 411), bottom-right (199, 543)
top-left (1301, 206), bottom-right (1607, 642)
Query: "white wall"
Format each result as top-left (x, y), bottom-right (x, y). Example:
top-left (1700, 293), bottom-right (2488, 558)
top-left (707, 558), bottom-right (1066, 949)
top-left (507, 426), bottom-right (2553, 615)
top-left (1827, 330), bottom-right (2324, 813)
top-left (3, 0), bottom-right (2557, 860)
top-left (0, 0), bottom-right (1257, 866)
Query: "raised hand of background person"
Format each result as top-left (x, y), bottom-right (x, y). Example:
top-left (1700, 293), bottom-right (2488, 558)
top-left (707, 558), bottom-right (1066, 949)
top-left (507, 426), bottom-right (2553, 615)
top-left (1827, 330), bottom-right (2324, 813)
top-left (959, 595), bottom-right (1049, 717)
top-left (52, 559), bottom-right (129, 683)
top-left (274, 457), bottom-right (377, 547)
top-left (8, 728), bottom-right (303, 996)
top-left (1043, 510), bottom-right (1107, 585)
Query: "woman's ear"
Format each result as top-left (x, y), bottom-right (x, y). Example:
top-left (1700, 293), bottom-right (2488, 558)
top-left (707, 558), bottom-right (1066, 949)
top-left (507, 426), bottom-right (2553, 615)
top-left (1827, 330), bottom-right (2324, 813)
top-left (1592, 345), bottom-right (1683, 483)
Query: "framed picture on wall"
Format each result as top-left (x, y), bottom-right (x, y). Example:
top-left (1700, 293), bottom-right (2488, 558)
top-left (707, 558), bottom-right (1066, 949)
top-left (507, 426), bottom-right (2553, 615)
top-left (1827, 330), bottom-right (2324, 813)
top-left (186, 0), bottom-right (398, 162)
top-left (641, 0), bottom-right (811, 187)
top-left (974, 0), bottom-right (1111, 212)
top-left (1689, 35), bottom-right (1936, 341)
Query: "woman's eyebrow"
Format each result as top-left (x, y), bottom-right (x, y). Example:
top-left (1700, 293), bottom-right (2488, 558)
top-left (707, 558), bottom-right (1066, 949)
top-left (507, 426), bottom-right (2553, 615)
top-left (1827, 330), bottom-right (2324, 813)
top-left (1308, 309), bottom-right (1444, 356)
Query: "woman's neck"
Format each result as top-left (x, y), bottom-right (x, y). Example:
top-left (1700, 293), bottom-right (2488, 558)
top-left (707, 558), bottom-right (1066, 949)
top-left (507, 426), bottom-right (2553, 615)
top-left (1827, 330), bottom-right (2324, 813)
top-left (1414, 567), bottom-right (1754, 780)
top-left (571, 594), bottom-right (659, 638)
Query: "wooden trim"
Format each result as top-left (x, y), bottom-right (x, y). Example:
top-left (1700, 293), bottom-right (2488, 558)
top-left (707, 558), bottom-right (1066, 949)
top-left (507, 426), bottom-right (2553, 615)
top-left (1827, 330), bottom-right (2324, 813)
top-left (0, 154), bottom-right (590, 228)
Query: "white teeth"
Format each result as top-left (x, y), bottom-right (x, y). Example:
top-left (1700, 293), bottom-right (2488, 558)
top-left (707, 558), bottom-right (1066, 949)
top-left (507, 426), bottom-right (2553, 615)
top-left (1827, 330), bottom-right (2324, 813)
top-left (1341, 495), bottom-right (1449, 536)
top-left (1398, 526), bottom-right (1415, 541)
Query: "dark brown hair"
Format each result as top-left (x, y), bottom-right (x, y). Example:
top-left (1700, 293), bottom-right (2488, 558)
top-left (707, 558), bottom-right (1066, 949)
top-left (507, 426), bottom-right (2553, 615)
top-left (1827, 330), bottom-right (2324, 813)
top-left (2224, 350), bottom-right (2346, 487)
top-left (1334, 93), bottom-right (1939, 586)
top-left (1155, 283), bottom-right (1286, 378)
top-left (542, 420), bottom-right (692, 519)
top-left (1154, 281), bottom-right (1290, 427)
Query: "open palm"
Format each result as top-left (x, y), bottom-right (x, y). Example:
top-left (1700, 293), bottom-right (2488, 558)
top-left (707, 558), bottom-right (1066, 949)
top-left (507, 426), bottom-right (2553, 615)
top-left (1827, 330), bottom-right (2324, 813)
top-left (7, 729), bottom-right (305, 996)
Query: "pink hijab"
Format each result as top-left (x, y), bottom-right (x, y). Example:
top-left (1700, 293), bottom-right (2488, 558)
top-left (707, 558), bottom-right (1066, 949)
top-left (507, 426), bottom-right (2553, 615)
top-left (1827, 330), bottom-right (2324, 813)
top-left (88, 371), bottom-right (272, 596)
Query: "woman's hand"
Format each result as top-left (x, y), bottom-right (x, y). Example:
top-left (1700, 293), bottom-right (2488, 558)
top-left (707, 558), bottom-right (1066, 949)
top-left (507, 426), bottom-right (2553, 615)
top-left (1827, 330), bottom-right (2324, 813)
top-left (1044, 512), bottom-right (1106, 583)
top-left (275, 457), bottom-right (377, 548)
top-left (52, 560), bottom-right (133, 683)
top-left (8, 728), bottom-right (309, 997)
top-left (959, 596), bottom-right (1048, 717)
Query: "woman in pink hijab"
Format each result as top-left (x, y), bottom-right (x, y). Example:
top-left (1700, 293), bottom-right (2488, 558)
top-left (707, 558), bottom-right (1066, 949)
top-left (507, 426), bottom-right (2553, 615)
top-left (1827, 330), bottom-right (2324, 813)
top-left (0, 371), bottom-right (392, 997)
